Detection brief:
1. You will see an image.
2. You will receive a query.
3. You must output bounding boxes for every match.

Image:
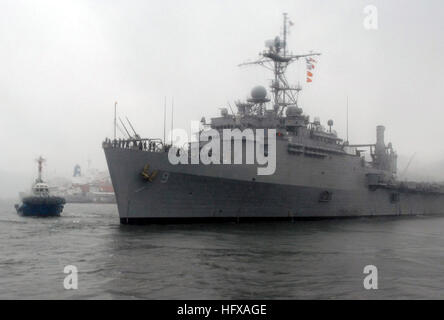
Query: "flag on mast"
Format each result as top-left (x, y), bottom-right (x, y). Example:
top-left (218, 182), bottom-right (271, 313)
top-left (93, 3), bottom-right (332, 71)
top-left (306, 57), bottom-right (317, 83)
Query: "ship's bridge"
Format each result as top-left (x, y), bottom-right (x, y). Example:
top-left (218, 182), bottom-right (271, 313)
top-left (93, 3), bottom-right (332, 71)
top-left (210, 114), bottom-right (280, 130)
top-left (33, 183), bottom-right (50, 196)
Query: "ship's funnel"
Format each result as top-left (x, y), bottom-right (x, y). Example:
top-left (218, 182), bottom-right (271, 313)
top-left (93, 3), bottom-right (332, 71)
top-left (376, 125), bottom-right (385, 145)
top-left (376, 125), bottom-right (385, 156)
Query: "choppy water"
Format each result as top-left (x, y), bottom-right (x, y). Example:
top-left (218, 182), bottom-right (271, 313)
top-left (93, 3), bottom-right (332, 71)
top-left (1, 200), bottom-right (444, 299)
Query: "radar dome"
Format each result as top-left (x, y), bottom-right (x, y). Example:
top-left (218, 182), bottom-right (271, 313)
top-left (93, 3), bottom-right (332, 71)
top-left (251, 86), bottom-right (267, 100)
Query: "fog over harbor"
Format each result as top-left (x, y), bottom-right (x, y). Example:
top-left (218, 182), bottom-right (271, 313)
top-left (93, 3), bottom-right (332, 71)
top-left (1, 0), bottom-right (444, 198)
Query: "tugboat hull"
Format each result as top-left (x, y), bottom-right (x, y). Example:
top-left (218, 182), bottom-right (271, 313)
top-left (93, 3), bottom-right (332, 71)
top-left (15, 196), bottom-right (65, 217)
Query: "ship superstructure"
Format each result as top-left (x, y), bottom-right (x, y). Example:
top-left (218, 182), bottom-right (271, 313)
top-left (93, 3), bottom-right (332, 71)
top-left (103, 14), bottom-right (444, 224)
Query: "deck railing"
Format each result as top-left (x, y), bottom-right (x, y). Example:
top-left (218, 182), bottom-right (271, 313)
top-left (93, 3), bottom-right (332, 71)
top-left (102, 138), bottom-right (169, 153)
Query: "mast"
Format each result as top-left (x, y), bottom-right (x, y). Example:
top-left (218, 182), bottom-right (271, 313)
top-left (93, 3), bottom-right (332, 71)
top-left (36, 156), bottom-right (45, 183)
top-left (170, 97), bottom-right (174, 146)
top-left (239, 13), bottom-right (321, 116)
top-left (346, 96), bottom-right (349, 143)
top-left (163, 96), bottom-right (166, 146)
top-left (114, 101), bottom-right (117, 140)
top-left (283, 12), bottom-right (287, 56)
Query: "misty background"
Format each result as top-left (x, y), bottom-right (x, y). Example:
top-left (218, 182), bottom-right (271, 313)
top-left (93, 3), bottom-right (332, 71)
top-left (1, 0), bottom-right (443, 198)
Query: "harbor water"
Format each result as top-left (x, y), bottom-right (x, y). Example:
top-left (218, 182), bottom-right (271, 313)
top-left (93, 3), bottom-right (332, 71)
top-left (1, 200), bottom-right (443, 299)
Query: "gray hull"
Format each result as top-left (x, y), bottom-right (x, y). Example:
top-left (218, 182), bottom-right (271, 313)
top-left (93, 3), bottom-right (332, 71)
top-left (104, 146), bottom-right (444, 223)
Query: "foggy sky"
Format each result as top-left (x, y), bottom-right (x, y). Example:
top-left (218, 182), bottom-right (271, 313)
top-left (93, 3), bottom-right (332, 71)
top-left (1, 0), bottom-right (444, 197)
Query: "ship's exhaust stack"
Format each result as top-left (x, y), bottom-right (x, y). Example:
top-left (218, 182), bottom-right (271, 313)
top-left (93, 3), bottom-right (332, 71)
top-left (374, 125), bottom-right (397, 175)
top-left (375, 125), bottom-right (385, 155)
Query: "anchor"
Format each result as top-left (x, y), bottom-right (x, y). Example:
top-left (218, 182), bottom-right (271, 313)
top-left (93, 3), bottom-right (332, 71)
top-left (141, 163), bottom-right (158, 182)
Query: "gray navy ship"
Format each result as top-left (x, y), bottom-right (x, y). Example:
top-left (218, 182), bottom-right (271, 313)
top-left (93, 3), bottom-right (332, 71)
top-left (104, 14), bottom-right (444, 224)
